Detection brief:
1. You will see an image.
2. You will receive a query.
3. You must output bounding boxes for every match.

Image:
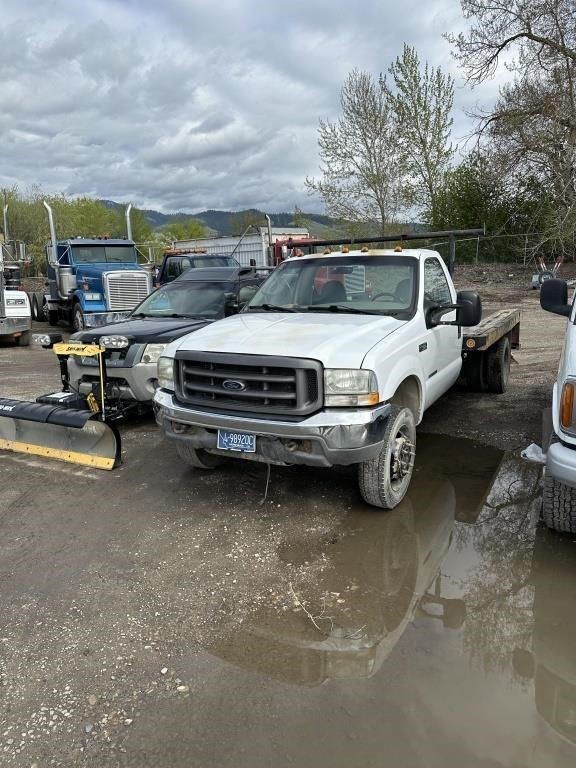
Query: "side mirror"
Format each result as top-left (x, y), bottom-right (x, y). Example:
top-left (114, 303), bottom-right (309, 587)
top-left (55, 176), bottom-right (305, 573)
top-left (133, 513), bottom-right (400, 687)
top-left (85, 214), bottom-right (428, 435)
top-left (540, 278), bottom-right (571, 317)
top-left (428, 290), bottom-right (482, 328)
top-left (455, 290), bottom-right (482, 326)
top-left (224, 292), bottom-right (239, 316)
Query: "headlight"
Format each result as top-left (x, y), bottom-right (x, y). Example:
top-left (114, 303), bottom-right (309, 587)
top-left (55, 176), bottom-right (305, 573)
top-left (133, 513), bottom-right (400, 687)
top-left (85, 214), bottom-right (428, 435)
top-left (142, 343), bottom-right (166, 364)
top-left (560, 380), bottom-right (576, 435)
top-left (6, 297), bottom-right (26, 306)
top-left (324, 369), bottom-right (380, 406)
top-left (100, 335), bottom-right (129, 349)
top-left (158, 356), bottom-right (175, 390)
top-left (84, 292), bottom-right (102, 301)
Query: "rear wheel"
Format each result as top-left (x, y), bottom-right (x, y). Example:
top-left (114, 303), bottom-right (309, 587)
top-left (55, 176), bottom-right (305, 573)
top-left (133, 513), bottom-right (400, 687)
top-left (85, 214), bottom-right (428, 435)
top-left (176, 443), bottom-right (228, 469)
top-left (358, 405), bottom-right (416, 509)
top-left (485, 335), bottom-right (511, 393)
top-left (32, 292), bottom-right (45, 321)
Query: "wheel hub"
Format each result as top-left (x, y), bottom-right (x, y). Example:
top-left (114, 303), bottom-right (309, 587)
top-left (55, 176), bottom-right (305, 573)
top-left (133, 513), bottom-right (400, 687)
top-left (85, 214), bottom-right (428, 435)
top-left (391, 435), bottom-right (414, 481)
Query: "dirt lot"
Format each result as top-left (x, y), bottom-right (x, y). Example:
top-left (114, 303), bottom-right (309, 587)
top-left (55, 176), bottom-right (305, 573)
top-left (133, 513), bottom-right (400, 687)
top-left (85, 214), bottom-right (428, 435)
top-left (0, 265), bottom-right (574, 768)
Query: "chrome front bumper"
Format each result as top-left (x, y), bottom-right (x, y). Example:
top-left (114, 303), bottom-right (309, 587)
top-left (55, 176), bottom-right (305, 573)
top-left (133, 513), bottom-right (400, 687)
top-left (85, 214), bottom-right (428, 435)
top-left (0, 316), bottom-right (31, 336)
top-left (153, 389), bottom-right (391, 467)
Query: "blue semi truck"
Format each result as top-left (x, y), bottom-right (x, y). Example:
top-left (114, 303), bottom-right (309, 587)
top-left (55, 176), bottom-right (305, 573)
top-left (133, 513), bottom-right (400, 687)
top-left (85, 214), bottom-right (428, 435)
top-left (36, 202), bottom-right (153, 331)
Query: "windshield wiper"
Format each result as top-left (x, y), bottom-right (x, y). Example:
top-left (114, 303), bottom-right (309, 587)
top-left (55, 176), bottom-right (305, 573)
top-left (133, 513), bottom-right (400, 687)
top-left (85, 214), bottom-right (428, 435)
top-left (131, 312), bottom-right (205, 319)
top-left (164, 313), bottom-right (206, 319)
top-left (248, 304), bottom-right (298, 313)
top-left (306, 304), bottom-right (384, 315)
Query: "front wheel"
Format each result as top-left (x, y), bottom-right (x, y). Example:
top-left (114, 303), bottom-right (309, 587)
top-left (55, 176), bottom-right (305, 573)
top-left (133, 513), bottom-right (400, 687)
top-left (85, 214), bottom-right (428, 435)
top-left (176, 443), bottom-right (228, 469)
top-left (542, 473), bottom-right (576, 533)
top-left (358, 405), bottom-right (416, 509)
top-left (72, 304), bottom-right (85, 332)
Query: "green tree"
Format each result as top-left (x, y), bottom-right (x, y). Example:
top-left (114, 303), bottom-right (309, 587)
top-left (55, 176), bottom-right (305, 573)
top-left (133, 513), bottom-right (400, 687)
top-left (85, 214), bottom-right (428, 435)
top-left (230, 210), bottom-right (265, 236)
top-left (306, 69), bottom-right (408, 235)
top-left (383, 44), bottom-right (455, 223)
top-left (447, 0), bottom-right (576, 254)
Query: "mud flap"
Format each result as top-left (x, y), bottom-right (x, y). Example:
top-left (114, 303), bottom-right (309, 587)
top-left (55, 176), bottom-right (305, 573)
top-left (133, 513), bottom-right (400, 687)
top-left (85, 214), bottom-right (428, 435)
top-left (0, 397), bottom-right (121, 470)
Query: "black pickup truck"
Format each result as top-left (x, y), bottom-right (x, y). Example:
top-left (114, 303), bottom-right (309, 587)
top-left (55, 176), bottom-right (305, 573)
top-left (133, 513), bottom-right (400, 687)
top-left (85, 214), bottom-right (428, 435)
top-left (155, 250), bottom-right (241, 286)
top-left (67, 266), bottom-right (265, 411)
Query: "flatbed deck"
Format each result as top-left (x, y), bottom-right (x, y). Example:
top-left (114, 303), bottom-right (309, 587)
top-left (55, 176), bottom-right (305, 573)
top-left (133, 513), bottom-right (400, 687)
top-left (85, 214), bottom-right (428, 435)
top-left (463, 308), bottom-right (521, 352)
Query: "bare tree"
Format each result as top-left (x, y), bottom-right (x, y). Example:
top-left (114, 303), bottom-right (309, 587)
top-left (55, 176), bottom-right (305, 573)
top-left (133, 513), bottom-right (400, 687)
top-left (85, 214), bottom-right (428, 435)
top-left (447, 0), bottom-right (576, 253)
top-left (305, 69), bottom-right (407, 235)
top-left (383, 45), bottom-right (455, 223)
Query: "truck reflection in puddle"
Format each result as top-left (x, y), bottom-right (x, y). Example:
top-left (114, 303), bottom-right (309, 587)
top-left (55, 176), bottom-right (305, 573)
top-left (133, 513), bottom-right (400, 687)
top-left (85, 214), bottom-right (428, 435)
top-left (514, 529), bottom-right (576, 746)
top-left (206, 434), bottom-right (508, 685)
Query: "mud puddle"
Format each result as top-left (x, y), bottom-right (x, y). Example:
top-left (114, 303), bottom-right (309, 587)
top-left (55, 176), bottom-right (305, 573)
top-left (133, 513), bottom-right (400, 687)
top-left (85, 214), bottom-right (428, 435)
top-left (110, 436), bottom-right (575, 767)
top-left (1, 433), bottom-right (575, 767)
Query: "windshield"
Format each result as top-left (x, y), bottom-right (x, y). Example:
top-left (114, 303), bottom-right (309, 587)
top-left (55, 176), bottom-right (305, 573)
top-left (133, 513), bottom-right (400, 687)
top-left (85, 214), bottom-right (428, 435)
top-left (131, 280), bottom-right (234, 319)
top-left (246, 255), bottom-right (418, 317)
top-left (72, 245), bottom-right (138, 264)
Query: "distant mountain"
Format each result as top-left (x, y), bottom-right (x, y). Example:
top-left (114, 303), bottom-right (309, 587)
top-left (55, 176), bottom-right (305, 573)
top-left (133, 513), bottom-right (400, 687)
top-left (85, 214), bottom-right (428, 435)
top-left (100, 200), bottom-right (344, 237)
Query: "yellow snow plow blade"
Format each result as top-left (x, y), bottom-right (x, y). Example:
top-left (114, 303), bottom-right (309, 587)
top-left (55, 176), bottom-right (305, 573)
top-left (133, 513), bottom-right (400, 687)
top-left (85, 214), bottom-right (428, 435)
top-left (0, 397), bottom-right (120, 470)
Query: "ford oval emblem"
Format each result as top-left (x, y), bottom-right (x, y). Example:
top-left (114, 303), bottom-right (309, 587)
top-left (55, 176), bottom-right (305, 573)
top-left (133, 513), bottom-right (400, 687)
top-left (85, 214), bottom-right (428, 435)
top-left (222, 379), bottom-right (246, 392)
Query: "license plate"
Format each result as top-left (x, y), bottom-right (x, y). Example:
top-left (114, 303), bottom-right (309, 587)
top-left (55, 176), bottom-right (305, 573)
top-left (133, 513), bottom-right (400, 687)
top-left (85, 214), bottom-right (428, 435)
top-left (217, 429), bottom-right (256, 453)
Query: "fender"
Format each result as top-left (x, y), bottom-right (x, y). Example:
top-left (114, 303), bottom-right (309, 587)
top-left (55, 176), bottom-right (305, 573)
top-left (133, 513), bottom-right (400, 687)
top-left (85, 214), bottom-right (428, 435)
top-left (374, 354), bottom-right (426, 424)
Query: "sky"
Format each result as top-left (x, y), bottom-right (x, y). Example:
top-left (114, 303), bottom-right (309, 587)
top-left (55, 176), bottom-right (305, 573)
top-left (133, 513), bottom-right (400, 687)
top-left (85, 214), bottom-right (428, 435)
top-left (0, 0), bottom-right (505, 215)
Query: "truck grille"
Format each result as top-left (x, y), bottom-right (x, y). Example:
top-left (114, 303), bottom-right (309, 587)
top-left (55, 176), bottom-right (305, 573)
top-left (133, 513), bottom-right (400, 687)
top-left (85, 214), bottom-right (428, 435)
top-left (104, 271), bottom-right (151, 311)
top-left (175, 352), bottom-right (323, 417)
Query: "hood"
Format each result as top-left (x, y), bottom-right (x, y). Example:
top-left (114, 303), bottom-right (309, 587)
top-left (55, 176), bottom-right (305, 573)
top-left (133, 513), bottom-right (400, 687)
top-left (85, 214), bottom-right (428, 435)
top-left (73, 316), bottom-right (211, 344)
top-left (167, 311), bottom-right (405, 368)
top-left (75, 263), bottom-right (142, 278)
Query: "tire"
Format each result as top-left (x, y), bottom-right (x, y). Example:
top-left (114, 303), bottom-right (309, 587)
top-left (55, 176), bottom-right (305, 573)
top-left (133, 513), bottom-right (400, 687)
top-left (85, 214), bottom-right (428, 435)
top-left (16, 330), bottom-right (31, 346)
top-left (33, 292), bottom-right (45, 321)
top-left (542, 472), bottom-right (576, 533)
top-left (72, 304), bottom-right (85, 332)
top-left (176, 442), bottom-right (227, 469)
top-left (358, 405), bottom-right (416, 509)
top-left (485, 335), bottom-right (511, 393)
top-left (30, 295), bottom-right (39, 321)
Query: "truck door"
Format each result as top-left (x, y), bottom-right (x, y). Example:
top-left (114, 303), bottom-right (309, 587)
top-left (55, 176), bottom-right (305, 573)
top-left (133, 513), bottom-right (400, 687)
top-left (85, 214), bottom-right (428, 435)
top-left (421, 257), bottom-right (462, 404)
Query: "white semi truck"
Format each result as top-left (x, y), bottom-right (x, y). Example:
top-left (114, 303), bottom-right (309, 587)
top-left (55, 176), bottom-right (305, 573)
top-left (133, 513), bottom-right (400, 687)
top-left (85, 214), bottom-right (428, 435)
top-left (0, 240), bottom-right (32, 346)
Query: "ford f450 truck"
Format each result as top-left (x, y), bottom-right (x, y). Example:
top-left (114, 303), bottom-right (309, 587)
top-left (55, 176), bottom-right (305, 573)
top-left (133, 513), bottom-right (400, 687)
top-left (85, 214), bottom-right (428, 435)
top-left (153, 244), bottom-right (519, 508)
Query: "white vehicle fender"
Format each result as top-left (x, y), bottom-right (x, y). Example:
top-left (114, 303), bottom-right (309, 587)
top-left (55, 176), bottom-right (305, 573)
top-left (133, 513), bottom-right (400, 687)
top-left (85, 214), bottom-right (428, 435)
top-left (371, 354), bottom-right (426, 424)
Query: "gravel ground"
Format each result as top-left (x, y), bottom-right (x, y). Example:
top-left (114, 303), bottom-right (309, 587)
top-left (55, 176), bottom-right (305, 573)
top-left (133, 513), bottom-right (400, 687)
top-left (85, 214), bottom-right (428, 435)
top-left (0, 262), bottom-right (571, 766)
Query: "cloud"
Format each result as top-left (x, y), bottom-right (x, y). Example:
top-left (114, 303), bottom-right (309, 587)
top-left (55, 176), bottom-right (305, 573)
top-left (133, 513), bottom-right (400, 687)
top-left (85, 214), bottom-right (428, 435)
top-left (0, 0), bottom-right (504, 215)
